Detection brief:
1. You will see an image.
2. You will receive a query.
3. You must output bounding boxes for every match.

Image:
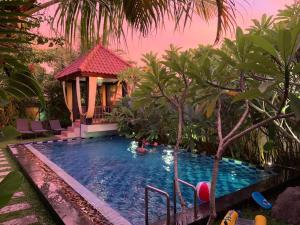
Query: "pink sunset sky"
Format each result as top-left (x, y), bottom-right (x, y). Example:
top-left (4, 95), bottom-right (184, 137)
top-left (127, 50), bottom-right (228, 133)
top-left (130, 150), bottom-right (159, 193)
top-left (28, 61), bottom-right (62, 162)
top-left (37, 0), bottom-right (294, 64)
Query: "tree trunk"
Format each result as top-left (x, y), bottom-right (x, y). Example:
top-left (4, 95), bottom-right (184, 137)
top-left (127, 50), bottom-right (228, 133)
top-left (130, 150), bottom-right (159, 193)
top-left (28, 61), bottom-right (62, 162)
top-left (24, 0), bottom-right (60, 15)
top-left (206, 147), bottom-right (222, 225)
top-left (102, 11), bottom-right (109, 47)
top-left (174, 107), bottom-right (186, 209)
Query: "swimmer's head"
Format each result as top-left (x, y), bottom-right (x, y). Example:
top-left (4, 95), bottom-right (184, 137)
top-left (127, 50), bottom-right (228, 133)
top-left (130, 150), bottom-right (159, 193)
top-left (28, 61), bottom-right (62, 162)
top-left (138, 140), bottom-right (143, 147)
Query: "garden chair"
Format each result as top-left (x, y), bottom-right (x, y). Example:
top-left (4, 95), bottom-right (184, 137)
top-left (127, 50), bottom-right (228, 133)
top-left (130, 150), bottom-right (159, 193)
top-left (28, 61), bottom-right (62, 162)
top-left (30, 121), bottom-right (49, 136)
top-left (16, 119), bottom-right (33, 138)
top-left (49, 120), bottom-right (65, 134)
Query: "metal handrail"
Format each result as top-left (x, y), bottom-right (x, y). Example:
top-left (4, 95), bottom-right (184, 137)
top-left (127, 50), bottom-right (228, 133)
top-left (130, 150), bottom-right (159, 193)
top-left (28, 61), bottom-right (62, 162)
top-left (145, 185), bottom-right (171, 225)
top-left (173, 179), bottom-right (198, 222)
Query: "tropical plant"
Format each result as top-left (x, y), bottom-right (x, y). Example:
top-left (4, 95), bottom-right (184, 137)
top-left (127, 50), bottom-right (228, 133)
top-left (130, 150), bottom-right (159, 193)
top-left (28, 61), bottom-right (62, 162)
top-left (110, 96), bottom-right (177, 143)
top-left (0, 0), bottom-right (45, 110)
top-left (0, 171), bottom-right (23, 208)
top-left (117, 67), bottom-right (144, 96)
top-left (193, 12), bottom-right (300, 225)
top-left (132, 46), bottom-right (216, 217)
top-left (42, 75), bottom-right (71, 126)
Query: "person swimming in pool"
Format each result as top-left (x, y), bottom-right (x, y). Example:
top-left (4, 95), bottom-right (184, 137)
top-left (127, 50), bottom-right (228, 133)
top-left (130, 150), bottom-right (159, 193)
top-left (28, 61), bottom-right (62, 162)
top-left (136, 140), bottom-right (148, 154)
top-left (142, 138), bottom-right (150, 146)
top-left (151, 141), bottom-right (159, 147)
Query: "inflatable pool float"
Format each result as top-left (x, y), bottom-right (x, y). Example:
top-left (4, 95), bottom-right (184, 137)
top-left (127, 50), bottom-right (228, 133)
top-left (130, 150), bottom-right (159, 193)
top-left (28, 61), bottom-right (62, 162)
top-left (252, 192), bottom-right (272, 209)
top-left (221, 210), bottom-right (238, 225)
top-left (221, 210), bottom-right (267, 225)
top-left (196, 181), bottom-right (210, 202)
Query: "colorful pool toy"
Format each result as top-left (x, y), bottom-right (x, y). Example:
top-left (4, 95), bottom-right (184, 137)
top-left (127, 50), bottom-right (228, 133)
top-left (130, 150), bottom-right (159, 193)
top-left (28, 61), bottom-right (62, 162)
top-left (196, 181), bottom-right (210, 202)
top-left (221, 210), bottom-right (267, 225)
top-left (221, 210), bottom-right (238, 225)
top-left (252, 192), bottom-right (272, 209)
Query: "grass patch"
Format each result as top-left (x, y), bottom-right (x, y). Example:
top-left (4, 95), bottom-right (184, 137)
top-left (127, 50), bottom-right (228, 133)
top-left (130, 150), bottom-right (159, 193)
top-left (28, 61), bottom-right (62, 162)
top-left (0, 136), bottom-right (54, 149)
top-left (0, 136), bottom-right (58, 225)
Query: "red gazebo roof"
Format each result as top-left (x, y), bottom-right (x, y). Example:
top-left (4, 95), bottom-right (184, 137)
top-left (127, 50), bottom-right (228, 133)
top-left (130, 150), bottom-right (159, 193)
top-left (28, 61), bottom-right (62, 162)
top-left (55, 44), bottom-right (131, 80)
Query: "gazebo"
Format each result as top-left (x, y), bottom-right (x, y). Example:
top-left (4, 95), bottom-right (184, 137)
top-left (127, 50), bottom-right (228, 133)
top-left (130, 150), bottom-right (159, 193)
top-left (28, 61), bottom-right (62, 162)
top-left (55, 44), bottom-right (131, 138)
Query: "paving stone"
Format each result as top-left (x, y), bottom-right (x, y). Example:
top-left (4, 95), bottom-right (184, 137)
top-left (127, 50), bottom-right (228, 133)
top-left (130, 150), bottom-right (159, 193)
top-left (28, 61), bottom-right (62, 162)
top-left (0, 171), bottom-right (10, 177)
top-left (0, 203), bottom-right (31, 215)
top-left (0, 166), bottom-right (11, 172)
top-left (1, 215), bottom-right (38, 225)
top-left (0, 162), bottom-right (9, 166)
top-left (0, 162), bottom-right (9, 167)
top-left (12, 192), bottom-right (25, 199)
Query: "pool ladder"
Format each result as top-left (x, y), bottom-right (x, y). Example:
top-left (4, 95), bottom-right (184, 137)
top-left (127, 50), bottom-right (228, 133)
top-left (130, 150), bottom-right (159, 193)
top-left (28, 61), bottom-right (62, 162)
top-left (145, 179), bottom-right (198, 225)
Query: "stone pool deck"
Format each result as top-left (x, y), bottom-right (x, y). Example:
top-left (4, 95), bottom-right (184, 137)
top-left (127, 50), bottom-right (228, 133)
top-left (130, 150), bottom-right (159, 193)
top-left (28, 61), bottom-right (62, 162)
top-left (0, 148), bottom-right (39, 225)
top-left (7, 143), bottom-right (131, 225)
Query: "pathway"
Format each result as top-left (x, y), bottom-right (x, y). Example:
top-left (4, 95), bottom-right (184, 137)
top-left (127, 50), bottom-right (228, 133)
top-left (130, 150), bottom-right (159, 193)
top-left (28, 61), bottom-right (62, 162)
top-left (0, 148), bottom-right (38, 225)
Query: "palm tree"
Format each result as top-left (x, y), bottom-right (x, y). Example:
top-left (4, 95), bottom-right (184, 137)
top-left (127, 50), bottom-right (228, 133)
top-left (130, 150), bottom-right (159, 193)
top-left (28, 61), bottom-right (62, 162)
top-left (24, 0), bottom-right (237, 48)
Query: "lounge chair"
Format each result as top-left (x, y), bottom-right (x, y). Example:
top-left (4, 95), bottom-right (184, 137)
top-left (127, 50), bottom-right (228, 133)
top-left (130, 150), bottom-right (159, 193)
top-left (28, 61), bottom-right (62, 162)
top-left (30, 121), bottom-right (49, 135)
top-left (49, 120), bottom-right (66, 134)
top-left (16, 119), bottom-right (34, 138)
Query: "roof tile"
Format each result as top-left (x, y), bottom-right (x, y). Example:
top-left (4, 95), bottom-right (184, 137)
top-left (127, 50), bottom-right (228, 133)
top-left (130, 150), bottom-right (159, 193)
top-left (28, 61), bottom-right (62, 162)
top-left (55, 44), bottom-right (130, 79)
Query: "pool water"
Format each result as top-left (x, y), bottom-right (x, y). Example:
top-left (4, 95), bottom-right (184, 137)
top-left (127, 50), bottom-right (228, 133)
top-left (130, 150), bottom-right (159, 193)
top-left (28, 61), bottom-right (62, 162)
top-left (34, 136), bottom-right (274, 224)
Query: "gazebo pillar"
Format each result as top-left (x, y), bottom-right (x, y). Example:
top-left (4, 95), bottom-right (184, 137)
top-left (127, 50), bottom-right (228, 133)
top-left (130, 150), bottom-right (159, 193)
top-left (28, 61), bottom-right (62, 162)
top-left (101, 85), bottom-right (107, 108)
top-left (85, 77), bottom-right (93, 125)
top-left (121, 81), bottom-right (127, 97)
top-left (72, 80), bottom-right (80, 121)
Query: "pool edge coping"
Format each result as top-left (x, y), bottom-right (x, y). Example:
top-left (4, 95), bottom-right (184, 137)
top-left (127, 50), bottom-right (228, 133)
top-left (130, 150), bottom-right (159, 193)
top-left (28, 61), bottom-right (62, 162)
top-left (23, 143), bottom-right (132, 225)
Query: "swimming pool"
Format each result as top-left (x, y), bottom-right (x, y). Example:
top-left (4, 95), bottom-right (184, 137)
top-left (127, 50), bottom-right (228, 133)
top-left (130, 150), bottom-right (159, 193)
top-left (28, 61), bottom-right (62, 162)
top-left (33, 136), bottom-right (275, 224)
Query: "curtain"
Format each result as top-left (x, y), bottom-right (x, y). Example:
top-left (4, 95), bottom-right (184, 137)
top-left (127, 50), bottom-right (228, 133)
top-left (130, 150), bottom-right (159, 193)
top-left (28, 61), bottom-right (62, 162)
top-left (86, 77), bottom-right (97, 119)
top-left (62, 81), bottom-right (73, 121)
top-left (101, 85), bottom-right (106, 107)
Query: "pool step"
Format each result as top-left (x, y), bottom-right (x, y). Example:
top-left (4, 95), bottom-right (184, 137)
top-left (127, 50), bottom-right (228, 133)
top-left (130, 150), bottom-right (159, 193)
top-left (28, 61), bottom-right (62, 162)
top-left (63, 127), bottom-right (80, 137)
top-left (74, 119), bottom-right (81, 127)
top-left (67, 126), bottom-right (74, 131)
top-left (57, 121), bottom-right (81, 139)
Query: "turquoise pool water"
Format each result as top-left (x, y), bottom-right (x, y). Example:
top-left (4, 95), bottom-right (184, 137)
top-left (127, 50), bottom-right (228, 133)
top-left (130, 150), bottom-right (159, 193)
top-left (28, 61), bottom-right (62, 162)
top-left (33, 136), bottom-right (274, 224)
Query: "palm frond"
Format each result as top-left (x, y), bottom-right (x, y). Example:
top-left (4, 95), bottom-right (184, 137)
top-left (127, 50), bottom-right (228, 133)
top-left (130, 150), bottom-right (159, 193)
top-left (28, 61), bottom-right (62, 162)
top-left (214, 0), bottom-right (237, 43)
top-left (0, 0), bottom-right (45, 108)
top-left (52, 0), bottom-right (238, 49)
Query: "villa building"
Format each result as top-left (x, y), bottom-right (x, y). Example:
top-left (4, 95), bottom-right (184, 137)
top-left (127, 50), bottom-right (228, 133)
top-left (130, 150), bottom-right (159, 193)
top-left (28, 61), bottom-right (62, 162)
top-left (55, 44), bottom-right (131, 138)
